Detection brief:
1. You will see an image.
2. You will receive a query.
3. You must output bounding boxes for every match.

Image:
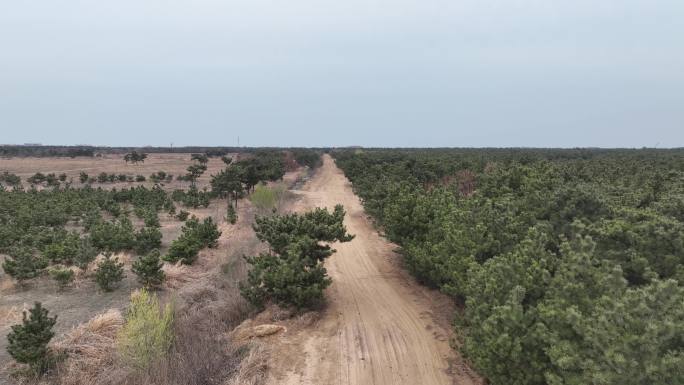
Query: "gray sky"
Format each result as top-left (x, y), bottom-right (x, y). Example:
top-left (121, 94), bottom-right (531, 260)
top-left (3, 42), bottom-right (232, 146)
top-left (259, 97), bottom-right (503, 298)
top-left (1, 0), bottom-right (682, 147)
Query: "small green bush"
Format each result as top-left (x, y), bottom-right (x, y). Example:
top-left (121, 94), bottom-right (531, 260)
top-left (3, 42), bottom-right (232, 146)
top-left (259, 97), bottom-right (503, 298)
top-left (49, 267), bottom-right (75, 290)
top-left (2, 248), bottom-right (48, 282)
top-left (226, 204), bottom-right (237, 224)
top-left (163, 216), bottom-right (221, 265)
top-left (164, 236), bottom-right (202, 265)
top-left (117, 289), bottom-right (174, 369)
top-left (42, 231), bottom-right (80, 265)
top-left (176, 210), bottom-right (189, 221)
top-left (249, 184), bottom-right (286, 213)
top-left (90, 217), bottom-right (136, 252)
top-left (7, 302), bottom-right (56, 373)
top-left (132, 250), bottom-right (165, 289)
top-left (74, 237), bottom-right (98, 271)
top-left (134, 227), bottom-right (163, 255)
top-left (94, 254), bottom-right (125, 292)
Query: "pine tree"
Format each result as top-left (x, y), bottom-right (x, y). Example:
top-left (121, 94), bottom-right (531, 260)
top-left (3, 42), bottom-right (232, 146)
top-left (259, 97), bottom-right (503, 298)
top-left (74, 237), bottom-right (98, 271)
top-left (94, 253), bottom-right (125, 292)
top-left (243, 205), bottom-right (353, 309)
top-left (132, 250), bottom-right (165, 289)
top-left (226, 203), bottom-right (237, 224)
top-left (2, 248), bottom-right (48, 283)
top-left (7, 302), bottom-right (57, 373)
top-left (134, 226), bottom-right (163, 255)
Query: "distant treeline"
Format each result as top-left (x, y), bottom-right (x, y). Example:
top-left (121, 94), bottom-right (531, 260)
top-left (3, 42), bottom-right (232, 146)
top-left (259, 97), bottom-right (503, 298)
top-left (0, 146), bottom-right (96, 158)
top-left (0, 145), bottom-right (332, 158)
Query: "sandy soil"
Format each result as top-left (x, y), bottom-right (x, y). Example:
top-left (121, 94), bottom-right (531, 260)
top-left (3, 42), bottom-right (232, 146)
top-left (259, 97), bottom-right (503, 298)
top-left (264, 155), bottom-right (482, 385)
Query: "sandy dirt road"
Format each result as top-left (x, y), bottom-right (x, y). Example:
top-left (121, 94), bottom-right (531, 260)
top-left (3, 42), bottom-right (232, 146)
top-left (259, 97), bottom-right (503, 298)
top-left (266, 155), bottom-right (481, 385)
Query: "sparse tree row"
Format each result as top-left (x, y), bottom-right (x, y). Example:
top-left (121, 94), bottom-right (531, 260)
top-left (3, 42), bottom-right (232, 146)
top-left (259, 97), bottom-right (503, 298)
top-left (333, 148), bottom-right (684, 385)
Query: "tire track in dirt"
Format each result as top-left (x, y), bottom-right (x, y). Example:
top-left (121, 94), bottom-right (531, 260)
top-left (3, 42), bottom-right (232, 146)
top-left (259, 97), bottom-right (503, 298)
top-left (265, 155), bottom-right (481, 385)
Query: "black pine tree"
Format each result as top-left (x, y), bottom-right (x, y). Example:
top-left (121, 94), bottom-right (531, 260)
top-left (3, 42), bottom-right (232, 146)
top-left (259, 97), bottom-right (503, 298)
top-left (2, 248), bottom-right (48, 283)
top-left (227, 204), bottom-right (238, 224)
top-left (94, 253), bottom-right (125, 292)
top-left (132, 249), bottom-right (165, 289)
top-left (7, 302), bottom-right (57, 373)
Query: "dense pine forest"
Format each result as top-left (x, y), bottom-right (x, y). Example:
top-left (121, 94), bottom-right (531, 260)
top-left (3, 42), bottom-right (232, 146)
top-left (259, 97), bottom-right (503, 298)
top-left (333, 148), bottom-right (684, 385)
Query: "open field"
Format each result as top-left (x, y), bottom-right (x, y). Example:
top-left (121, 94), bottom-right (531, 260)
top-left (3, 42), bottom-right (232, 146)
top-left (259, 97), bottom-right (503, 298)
top-left (0, 152), bottom-right (307, 384)
top-left (0, 153), bottom-right (229, 190)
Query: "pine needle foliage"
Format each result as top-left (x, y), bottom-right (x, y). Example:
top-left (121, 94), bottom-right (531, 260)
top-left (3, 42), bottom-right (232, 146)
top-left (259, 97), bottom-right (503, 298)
top-left (7, 302), bottom-right (57, 373)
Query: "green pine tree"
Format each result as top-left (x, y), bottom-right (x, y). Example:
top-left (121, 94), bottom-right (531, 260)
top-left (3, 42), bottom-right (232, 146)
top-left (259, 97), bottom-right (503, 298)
top-left (226, 203), bottom-right (238, 224)
top-left (74, 237), bottom-right (98, 272)
top-left (94, 253), bottom-right (125, 292)
top-left (132, 250), bottom-right (165, 289)
top-left (134, 226), bottom-right (163, 255)
top-left (7, 302), bottom-right (57, 373)
top-left (2, 248), bottom-right (48, 283)
top-left (49, 267), bottom-right (75, 290)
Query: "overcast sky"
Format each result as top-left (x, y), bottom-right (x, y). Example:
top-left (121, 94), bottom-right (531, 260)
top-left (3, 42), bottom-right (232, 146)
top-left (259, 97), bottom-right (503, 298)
top-left (1, 0), bottom-right (682, 147)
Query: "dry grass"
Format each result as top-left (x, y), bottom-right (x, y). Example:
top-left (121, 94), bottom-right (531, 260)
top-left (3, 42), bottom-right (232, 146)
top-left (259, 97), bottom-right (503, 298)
top-left (0, 277), bottom-right (17, 293)
top-left (162, 262), bottom-right (207, 289)
top-left (0, 304), bottom-right (29, 327)
top-left (116, 284), bottom-right (253, 385)
top-left (49, 309), bottom-right (124, 385)
top-left (4, 309), bottom-right (125, 385)
top-left (226, 342), bottom-right (269, 385)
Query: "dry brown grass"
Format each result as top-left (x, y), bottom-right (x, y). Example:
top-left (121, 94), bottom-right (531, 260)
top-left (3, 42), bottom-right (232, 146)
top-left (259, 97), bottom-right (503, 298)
top-left (3, 309), bottom-right (124, 385)
top-left (115, 284), bottom-right (253, 385)
top-left (162, 262), bottom-right (207, 289)
top-left (49, 309), bottom-right (124, 385)
top-left (0, 304), bottom-right (29, 327)
top-left (225, 342), bottom-right (269, 385)
top-left (0, 277), bottom-right (17, 293)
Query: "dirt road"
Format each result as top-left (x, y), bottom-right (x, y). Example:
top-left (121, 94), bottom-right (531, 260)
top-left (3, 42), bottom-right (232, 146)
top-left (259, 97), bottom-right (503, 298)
top-left (266, 155), bottom-right (480, 385)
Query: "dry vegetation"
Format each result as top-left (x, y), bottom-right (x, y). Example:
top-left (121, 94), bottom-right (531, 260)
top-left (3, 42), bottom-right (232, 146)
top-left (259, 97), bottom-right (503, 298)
top-left (0, 153), bottom-right (308, 385)
top-left (2, 201), bottom-right (268, 385)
